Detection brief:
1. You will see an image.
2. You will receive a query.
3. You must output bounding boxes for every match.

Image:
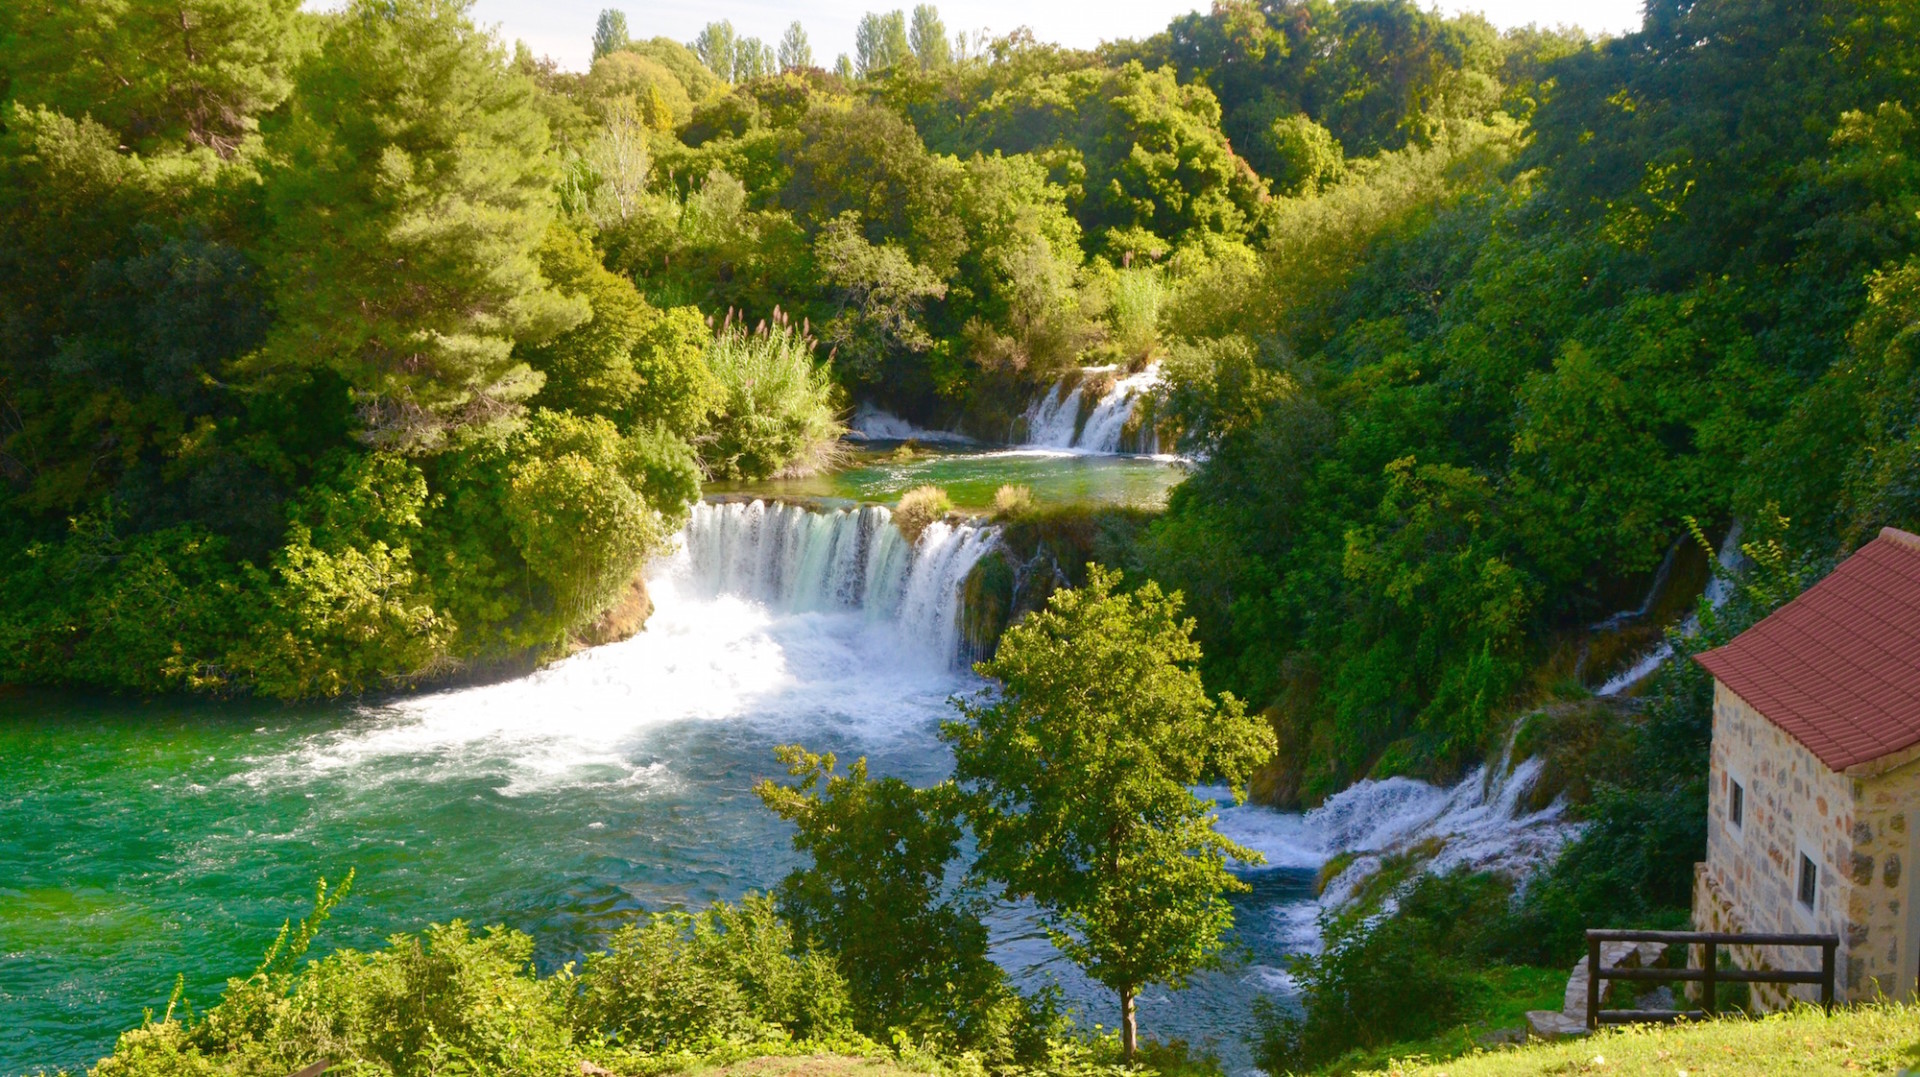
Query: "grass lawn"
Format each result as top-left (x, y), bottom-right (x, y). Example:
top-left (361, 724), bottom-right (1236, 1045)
top-left (1352, 1003), bottom-right (1920, 1075)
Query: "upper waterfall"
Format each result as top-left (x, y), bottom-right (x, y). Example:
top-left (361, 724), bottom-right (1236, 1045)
top-left (1022, 365), bottom-right (1163, 454)
top-left (683, 499), bottom-right (997, 665)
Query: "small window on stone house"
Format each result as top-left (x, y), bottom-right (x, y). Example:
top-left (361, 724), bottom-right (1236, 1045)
top-left (1729, 780), bottom-right (1744, 829)
top-left (1798, 852), bottom-right (1818, 908)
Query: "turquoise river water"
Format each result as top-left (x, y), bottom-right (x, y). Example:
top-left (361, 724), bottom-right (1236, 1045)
top-left (0, 451), bottom-right (1329, 1076)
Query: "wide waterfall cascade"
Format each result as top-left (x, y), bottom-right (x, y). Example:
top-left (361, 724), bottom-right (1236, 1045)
top-left (683, 499), bottom-right (997, 664)
top-left (1597, 522), bottom-right (1747, 697)
top-left (1022, 365), bottom-right (1162, 454)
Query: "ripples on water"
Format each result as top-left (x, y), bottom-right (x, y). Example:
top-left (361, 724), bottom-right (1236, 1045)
top-left (0, 528), bottom-right (1320, 1075)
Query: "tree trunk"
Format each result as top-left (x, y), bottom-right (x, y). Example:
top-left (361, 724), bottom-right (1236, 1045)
top-left (1120, 986), bottom-right (1137, 1063)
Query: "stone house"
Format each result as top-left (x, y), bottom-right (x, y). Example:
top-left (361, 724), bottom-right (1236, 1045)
top-left (1692, 526), bottom-right (1920, 1010)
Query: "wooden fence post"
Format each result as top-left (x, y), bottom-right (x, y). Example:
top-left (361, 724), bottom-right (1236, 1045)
top-left (1587, 934), bottom-right (1602, 1030)
top-left (1703, 940), bottom-right (1717, 1016)
top-left (1821, 940), bottom-right (1836, 1013)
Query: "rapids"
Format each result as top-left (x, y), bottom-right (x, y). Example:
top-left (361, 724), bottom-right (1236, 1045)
top-left (0, 486), bottom-right (1567, 1076)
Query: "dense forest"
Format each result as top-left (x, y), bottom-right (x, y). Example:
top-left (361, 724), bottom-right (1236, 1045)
top-left (2, 0), bottom-right (1914, 791)
top-left (5, 0), bottom-right (1919, 826)
top-left (7, 0), bottom-right (1920, 1072)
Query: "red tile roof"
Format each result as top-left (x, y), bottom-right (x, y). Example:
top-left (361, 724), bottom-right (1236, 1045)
top-left (1695, 528), bottom-right (1920, 771)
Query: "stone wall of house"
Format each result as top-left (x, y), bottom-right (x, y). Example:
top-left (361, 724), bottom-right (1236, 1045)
top-left (1845, 754), bottom-right (1919, 1001)
top-left (1700, 682), bottom-right (1858, 1008)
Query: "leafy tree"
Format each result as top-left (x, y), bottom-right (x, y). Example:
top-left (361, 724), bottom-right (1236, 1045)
top-left (692, 21), bottom-right (742, 83)
top-left (591, 8), bottom-right (629, 61)
top-left (834, 54), bottom-right (855, 82)
top-left (755, 747), bottom-right (1008, 1043)
top-left (814, 213), bottom-right (948, 387)
top-left (855, 11), bottom-right (912, 79)
top-left (909, 6), bottom-right (950, 70)
top-left (778, 23), bottom-right (814, 73)
top-left (247, 0), bottom-right (583, 451)
top-left (942, 567), bottom-right (1275, 1059)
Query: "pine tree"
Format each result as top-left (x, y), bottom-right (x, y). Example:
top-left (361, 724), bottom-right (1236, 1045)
top-left (249, 0), bottom-right (584, 451)
top-left (0, 0), bottom-right (305, 156)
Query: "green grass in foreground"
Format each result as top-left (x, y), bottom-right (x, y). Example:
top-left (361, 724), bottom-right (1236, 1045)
top-left (1353, 1003), bottom-right (1920, 1076)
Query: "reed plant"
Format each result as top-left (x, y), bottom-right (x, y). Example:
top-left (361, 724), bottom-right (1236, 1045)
top-left (702, 309), bottom-right (844, 480)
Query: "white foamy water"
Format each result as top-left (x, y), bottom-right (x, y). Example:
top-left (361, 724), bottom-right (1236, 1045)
top-left (1598, 522), bottom-right (1746, 696)
top-left (272, 501), bottom-right (998, 796)
top-left (1021, 365), bottom-right (1163, 454)
top-left (845, 404), bottom-right (975, 444)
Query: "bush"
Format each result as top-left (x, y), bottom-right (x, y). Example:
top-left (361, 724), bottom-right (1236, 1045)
top-left (702, 311), bottom-right (844, 481)
top-left (1255, 871), bottom-right (1517, 1073)
top-left (573, 895), bottom-right (853, 1050)
top-left (893, 485), bottom-right (953, 544)
top-left (993, 484), bottom-right (1034, 519)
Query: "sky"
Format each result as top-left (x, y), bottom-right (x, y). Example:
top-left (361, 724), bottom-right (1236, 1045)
top-left (477, 0), bottom-right (1647, 73)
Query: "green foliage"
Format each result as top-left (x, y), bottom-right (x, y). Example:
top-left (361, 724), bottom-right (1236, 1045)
top-left (755, 749), bottom-right (1022, 1051)
top-left (573, 895), bottom-right (853, 1050)
top-left (1256, 870), bottom-right (1517, 1073)
top-left (249, 0), bottom-right (582, 450)
top-left (239, 452), bottom-right (448, 699)
top-left (0, 0), bottom-right (306, 157)
top-left (702, 314), bottom-right (843, 481)
top-left (944, 567), bottom-right (1275, 1057)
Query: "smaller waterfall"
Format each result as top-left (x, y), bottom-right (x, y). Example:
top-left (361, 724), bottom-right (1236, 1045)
top-left (683, 500), bottom-right (997, 663)
top-left (1597, 522), bottom-right (1746, 697)
top-left (1021, 365), bottom-right (1162, 454)
top-left (1023, 383), bottom-right (1087, 448)
top-left (1211, 725), bottom-right (1580, 917)
top-left (845, 404), bottom-right (974, 444)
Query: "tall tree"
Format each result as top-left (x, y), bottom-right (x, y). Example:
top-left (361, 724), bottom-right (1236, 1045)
top-left (834, 53), bottom-right (856, 81)
top-left (248, 0), bottom-right (583, 450)
top-left (734, 36), bottom-right (773, 81)
top-left (0, 0), bottom-right (306, 156)
top-left (591, 8), bottom-right (629, 60)
top-left (942, 567), bottom-right (1275, 1060)
top-left (909, 5), bottom-right (950, 70)
top-left (854, 11), bottom-right (911, 79)
top-left (691, 20), bottom-right (738, 82)
top-left (778, 21), bottom-right (814, 72)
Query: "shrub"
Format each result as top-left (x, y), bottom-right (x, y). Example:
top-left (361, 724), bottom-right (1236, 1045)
top-left (702, 310), bottom-right (844, 481)
top-left (1255, 871), bottom-right (1514, 1073)
top-left (993, 484), bottom-right (1035, 519)
top-left (572, 895), bottom-right (852, 1050)
top-left (892, 485), bottom-right (953, 544)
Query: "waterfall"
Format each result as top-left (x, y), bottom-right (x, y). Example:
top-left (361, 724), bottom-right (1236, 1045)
top-left (1597, 522), bottom-right (1747, 697)
top-left (1023, 383), bottom-right (1087, 448)
top-left (683, 500), bottom-right (997, 664)
top-left (1213, 724), bottom-right (1581, 919)
top-left (1021, 365), bottom-right (1162, 454)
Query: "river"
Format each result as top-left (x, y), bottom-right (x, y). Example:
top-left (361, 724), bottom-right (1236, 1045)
top-left (0, 429), bottom-right (1580, 1076)
top-left (0, 445), bottom-right (1334, 1076)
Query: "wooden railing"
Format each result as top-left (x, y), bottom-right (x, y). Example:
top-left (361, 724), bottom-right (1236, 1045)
top-left (1585, 929), bottom-right (1838, 1030)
